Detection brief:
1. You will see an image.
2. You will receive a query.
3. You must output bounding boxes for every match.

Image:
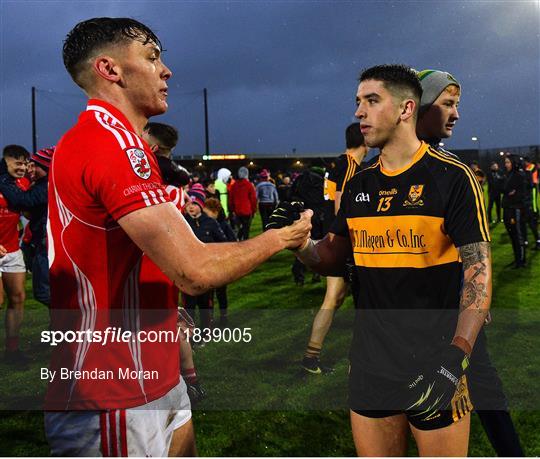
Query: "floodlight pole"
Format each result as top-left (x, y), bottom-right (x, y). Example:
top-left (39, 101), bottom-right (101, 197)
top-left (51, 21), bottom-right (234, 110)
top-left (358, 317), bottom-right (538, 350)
top-left (31, 86), bottom-right (37, 153)
top-left (203, 88), bottom-right (210, 156)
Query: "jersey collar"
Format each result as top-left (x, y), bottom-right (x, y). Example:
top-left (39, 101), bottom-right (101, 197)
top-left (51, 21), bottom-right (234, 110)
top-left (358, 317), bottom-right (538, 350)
top-left (379, 141), bottom-right (429, 177)
top-left (85, 99), bottom-right (136, 133)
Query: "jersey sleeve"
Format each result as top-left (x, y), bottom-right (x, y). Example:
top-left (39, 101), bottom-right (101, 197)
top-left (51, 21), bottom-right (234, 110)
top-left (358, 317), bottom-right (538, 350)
top-left (329, 181), bottom-right (352, 238)
top-left (445, 167), bottom-right (491, 247)
top-left (329, 155), bottom-right (357, 193)
top-left (85, 144), bottom-right (170, 221)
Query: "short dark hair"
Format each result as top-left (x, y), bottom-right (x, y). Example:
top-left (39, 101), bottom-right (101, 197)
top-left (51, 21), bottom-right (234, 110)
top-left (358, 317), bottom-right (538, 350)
top-left (3, 144), bottom-right (30, 160)
top-left (63, 17), bottom-right (162, 88)
top-left (345, 123), bottom-right (365, 149)
top-left (145, 122), bottom-right (179, 150)
top-left (359, 64), bottom-right (422, 107)
top-left (202, 177), bottom-right (215, 188)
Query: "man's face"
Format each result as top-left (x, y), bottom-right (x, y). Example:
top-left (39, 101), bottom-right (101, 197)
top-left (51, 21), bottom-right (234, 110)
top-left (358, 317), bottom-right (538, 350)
top-left (354, 80), bottom-right (402, 148)
top-left (185, 201), bottom-right (202, 218)
top-left (116, 39), bottom-right (172, 118)
top-left (491, 163), bottom-right (499, 171)
top-left (504, 158), bottom-right (512, 171)
top-left (419, 87), bottom-right (460, 140)
top-left (206, 183), bottom-right (215, 194)
top-left (5, 156), bottom-right (27, 178)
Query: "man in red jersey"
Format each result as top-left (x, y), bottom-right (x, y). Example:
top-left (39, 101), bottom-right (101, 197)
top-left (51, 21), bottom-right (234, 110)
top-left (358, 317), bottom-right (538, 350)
top-left (0, 145), bottom-right (29, 364)
top-left (45, 17), bottom-right (311, 457)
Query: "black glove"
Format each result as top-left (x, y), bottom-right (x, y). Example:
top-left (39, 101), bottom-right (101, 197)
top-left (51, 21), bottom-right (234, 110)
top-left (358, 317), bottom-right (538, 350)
top-left (265, 201), bottom-right (305, 230)
top-left (406, 345), bottom-right (469, 421)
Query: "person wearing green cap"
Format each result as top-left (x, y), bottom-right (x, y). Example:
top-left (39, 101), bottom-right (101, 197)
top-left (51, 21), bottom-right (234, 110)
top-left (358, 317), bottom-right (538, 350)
top-left (416, 69), bottom-right (524, 457)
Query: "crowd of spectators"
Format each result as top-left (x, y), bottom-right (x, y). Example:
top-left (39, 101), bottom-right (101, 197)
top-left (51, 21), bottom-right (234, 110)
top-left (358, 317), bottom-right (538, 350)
top-left (1, 128), bottom-right (538, 366)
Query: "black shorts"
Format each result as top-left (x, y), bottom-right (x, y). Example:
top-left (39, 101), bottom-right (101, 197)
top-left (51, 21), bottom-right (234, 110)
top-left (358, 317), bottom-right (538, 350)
top-left (349, 365), bottom-right (473, 431)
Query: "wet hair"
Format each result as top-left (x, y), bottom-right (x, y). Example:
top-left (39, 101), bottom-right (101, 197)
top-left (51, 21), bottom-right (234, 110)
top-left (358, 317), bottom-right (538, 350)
top-left (359, 64), bottom-right (422, 108)
top-left (145, 122), bottom-right (178, 151)
top-left (345, 123), bottom-right (365, 149)
top-left (63, 17), bottom-right (162, 88)
top-left (3, 144), bottom-right (30, 160)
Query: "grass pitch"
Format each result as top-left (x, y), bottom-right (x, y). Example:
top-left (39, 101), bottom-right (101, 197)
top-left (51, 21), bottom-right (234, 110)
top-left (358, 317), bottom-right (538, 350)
top-left (0, 216), bottom-right (538, 456)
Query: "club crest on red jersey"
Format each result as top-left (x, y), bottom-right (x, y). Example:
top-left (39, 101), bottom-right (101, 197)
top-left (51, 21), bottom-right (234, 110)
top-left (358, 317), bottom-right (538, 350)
top-left (125, 148), bottom-right (151, 179)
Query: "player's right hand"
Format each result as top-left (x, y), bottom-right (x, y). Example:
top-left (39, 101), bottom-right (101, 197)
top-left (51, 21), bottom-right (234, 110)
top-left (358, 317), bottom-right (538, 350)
top-left (265, 201), bottom-right (305, 230)
top-left (0, 244), bottom-right (7, 258)
top-left (277, 209), bottom-right (313, 250)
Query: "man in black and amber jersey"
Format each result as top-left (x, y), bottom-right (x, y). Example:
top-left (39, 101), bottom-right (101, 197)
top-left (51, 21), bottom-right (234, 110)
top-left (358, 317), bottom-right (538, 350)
top-left (416, 69), bottom-right (523, 456)
top-left (302, 123), bottom-right (367, 374)
top-left (293, 65), bottom-right (492, 456)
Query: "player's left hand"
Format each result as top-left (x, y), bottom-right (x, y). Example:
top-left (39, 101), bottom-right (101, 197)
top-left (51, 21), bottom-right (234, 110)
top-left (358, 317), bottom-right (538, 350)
top-left (0, 244), bottom-right (7, 258)
top-left (406, 345), bottom-right (469, 421)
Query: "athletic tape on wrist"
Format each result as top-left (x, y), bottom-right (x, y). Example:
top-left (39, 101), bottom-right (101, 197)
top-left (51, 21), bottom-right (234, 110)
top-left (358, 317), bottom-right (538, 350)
top-left (295, 239), bottom-right (321, 265)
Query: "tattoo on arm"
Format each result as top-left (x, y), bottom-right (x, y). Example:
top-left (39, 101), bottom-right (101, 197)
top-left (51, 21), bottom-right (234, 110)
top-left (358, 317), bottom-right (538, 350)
top-left (458, 242), bottom-right (491, 313)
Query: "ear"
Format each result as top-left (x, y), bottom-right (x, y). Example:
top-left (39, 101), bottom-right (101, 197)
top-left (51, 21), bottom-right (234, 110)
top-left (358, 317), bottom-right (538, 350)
top-left (93, 55), bottom-right (121, 83)
top-left (400, 98), bottom-right (417, 122)
top-left (150, 144), bottom-right (159, 153)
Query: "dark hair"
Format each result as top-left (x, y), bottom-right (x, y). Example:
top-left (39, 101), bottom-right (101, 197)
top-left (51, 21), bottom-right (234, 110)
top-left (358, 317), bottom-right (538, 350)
top-left (157, 156), bottom-right (190, 187)
top-left (359, 64), bottom-right (422, 107)
top-left (3, 144), bottom-right (30, 160)
top-left (63, 17), bottom-right (162, 87)
top-left (202, 177), bottom-right (215, 188)
top-left (145, 122), bottom-right (179, 151)
top-left (345, 123), bottom-right (364, 149)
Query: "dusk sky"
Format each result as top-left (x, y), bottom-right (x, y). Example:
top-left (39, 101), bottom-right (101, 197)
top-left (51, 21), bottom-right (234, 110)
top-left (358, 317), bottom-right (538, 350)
top-left (1, 1), bottom-right (539, 157)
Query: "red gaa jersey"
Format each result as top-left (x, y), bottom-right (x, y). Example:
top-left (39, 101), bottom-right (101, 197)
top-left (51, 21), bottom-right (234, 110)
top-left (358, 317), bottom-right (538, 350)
top-left (139, 184), bottom-right (185, 320)
top-left (0, 177), bottom-right (30, 253)
top-left (46, 99), bottom-right (179, 410)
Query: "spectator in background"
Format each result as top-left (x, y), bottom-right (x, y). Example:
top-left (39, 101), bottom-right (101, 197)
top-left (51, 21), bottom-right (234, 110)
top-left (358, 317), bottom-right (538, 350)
top-left (215, 168), bottom-right (232, 217)
top-left (0, 147), bottom-right (52, 307)
top-left (470, 160), bottom-right (486, 187)
top-left (203, 177), bottom-right (220, 201)
top-left (229, 167), bottom-right (257, 240)
top-left (277, 175), bottom-right (292, 202)
top-left (502, 155), bottom-right (527, 268)
top-left (203, 198), bottom-right (237, 327)
top-left (0, 145), bottom-right (30, 364)
top-left (143, 122), bottom-right (190, 192)
top-left (523, 157), bottom-right (540, 250)
top-left (289, 166), bottom-right (330, 285)
top-left (487, 161), bottom-right (505, 224)
top-left (183, 192), bottom-right (227, 329)
top-left (256, 170), bottom-right (279, 231)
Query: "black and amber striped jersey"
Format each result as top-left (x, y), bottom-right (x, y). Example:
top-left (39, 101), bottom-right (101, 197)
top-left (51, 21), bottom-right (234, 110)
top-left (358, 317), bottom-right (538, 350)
top-left (330, 141), bottom-right (490, 379)
top-left (324, 153), bottom-right (360, 202)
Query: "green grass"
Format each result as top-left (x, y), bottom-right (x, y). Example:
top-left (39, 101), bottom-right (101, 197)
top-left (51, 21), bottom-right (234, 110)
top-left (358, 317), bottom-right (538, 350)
top-left (0, 215), bottom-right (538, 456)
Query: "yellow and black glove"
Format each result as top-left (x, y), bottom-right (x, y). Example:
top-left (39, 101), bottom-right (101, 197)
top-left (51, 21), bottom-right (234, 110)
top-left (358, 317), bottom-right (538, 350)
top-left (406, 345), bottom-right (469, 421)
top-left (265, 201), bottom-right (305, 230)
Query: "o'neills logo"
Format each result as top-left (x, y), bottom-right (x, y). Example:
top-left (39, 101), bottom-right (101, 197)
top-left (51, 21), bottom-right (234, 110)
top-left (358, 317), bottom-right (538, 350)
top-left (408, 374), bottom-right (423, 389)
top-left (438, 366), bottom-right (459, 385)
top-left (379, 188), bottom-right (398, 196)
top-left (125, 148), bottom-right (151, 180)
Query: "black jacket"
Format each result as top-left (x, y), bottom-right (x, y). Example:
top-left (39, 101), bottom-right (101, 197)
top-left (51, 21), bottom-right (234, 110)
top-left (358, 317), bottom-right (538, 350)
top-left (185, 212), bottom-right (227, 243)
top-left (502, 170), bottom-right (526, 209)
top-left (487, 170), bottom-right (504, 195)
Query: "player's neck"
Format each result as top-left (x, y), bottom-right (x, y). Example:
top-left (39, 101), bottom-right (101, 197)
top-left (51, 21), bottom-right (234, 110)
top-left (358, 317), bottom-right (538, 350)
top-left (379, 131), bottom-right (422, 172)
top-left (88, 90), bottom-right (148, 135)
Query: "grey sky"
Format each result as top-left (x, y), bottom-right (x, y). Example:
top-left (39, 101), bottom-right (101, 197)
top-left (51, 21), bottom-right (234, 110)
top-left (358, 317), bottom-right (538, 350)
top-left (1, 0), bottom-right (539, 156)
